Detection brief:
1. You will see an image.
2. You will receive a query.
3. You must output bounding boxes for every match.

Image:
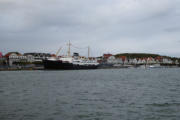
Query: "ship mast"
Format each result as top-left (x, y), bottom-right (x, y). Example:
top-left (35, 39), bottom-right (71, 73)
top-left (88, 46), bottom-right (90, 58)
top-left (67, 41), bottom-right (71, 57)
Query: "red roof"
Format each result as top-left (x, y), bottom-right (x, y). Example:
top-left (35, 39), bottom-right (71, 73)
top-left (120, 56), bottom-right (126, 61)
top-left (155, 56), bottom-right (163, 60)
top-left (51, 54), bottom-right (56, 57)
top-left (4, 52), bottom-right (22, 58)
top-left (103, 54), bottom-right (112, 59)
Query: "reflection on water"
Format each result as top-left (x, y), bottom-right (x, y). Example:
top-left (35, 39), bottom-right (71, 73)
top-left (0, 68), bottom-right (180, 120)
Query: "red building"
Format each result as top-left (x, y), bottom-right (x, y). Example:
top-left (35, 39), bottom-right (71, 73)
top-left (103, 54), bottom-right (112, 60)
top-left (119, 56), bottom-right (126, 62)
top-left (4, 52), bottom-right (22, 59)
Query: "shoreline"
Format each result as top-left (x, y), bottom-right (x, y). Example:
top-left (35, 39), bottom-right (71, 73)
top-left (0, 66), bottom-right (180, 71)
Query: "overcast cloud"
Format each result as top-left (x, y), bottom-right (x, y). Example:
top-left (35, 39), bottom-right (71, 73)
top-left (0, 0), bottom-right (180, 57)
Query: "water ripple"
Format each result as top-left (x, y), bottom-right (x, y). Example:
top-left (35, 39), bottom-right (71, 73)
top-left (0, 68), bottom-right (180, 120)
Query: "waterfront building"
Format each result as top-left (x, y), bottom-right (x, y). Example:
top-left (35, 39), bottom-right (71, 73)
top-left (24, 53), bottom-right (51, 62)
top-left (137, 58), bottom-right (146, 64)
top-left (96, 57), bottom-right (103, 63)
top-left (116, 58), bottom-right (124, 64)
top-left (128, 58), bottom-right (138, 65)
top-left (5, 52), bottom-right (27, 66)
top-left (162, 58), bottom-right (173, 64)
top-left (100, 53), bottom-right (113, 63)
top-left (128, 58), bottom-right (133, 64)
top-left (103, 54), bottom-right (113, 60)
top-left (0, 52), bottom-right (5, 66)
top-left (107, 56), bottom-right (116, 64)
top-left (155, 56), bottom-right (163, 63)
top-left (124, 59), bottom-right (129, 65)
top-left (175, 60), bottom-right (179, 65)
top-left (0, 52), bottom-right (2, 58)
top-left (25, 54), bottom-right (35, 63)
top-left (132, 58), bottom-right (138, 64)
top-left (107, 56), bottom-right (124, 64)
top-left (118, 56), bottom-right (127, 65)
top-left (147, 57), bottom-right (156, 64)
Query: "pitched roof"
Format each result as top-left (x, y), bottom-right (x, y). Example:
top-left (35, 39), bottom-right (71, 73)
top-left (103, 54), bottom-right (113, 59)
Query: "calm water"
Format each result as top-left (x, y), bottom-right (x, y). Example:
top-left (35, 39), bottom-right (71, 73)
top-left (0, 68), bottom-right (180, 120)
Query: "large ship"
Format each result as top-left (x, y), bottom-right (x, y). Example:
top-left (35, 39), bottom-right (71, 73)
top-left (43, 42), bottom-right (99, 70)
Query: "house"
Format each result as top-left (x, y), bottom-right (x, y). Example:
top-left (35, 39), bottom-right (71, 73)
top-left (118, 56), bottom-right (128, 64)
top-left (103, 54), bottom-right (113, 61)
top-left (25, 54), bottom-right (35, 63)
top-left (147, 57), bottom-right (156, 64)
top-left (0, 52), bottom-right (5, 66)
top-left (0, 52), bottom-right (2, 58)
top-left (115, 57), bottom-right (124, 64)
top-left (137, 58), bottom-right (146, 64)
top-left (128, 58), bottom-right (138, 64)
top-left (107, 56), bottom-right (116, 64)
top-left (133, 58), bottom-right (138, 64)
top-left (5, 52), bottom-right (27, 66)
top-left (103, 54), bottom-right (113, 59)
top-left (162, 58), bottom-right (173, 64)
top-left (175, 60), bottom-right (179, 65)
top-left (155, 56), bottom-right (163, 63)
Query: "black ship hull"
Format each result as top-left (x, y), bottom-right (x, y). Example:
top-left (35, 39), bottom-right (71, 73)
top-left (43, 60), bottom-right (99, 70)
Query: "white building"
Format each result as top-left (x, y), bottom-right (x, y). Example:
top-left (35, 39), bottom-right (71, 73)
top-left (137, 59), bottom-right (146, 64)
top-left (107, 56), bottom-right (124, 64)
top-left (147, 57), bottom-right (157, 64)
top-left (24, 53), bottom-right (51, 62)
top-left (25, 55), bottom-right (35, 63)
top-left (162, 58), bottom-right (173, 64)
top-left (5, 52), bottom-right (27, 66)
top-left (107, 56), bottom-right (116, 64)
top-left (175, 60), bottom-right (179, 65)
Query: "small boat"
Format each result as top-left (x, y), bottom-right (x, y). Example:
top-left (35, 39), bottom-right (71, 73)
top-left (148, 64), bottom-right (161, 68)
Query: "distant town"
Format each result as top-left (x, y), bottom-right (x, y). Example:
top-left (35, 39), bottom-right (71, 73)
top-left (0, 51), bottom-right (180, 71)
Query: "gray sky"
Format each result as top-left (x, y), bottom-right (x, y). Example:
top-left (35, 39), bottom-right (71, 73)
top-left (0, 0), bottom-right (180, 57)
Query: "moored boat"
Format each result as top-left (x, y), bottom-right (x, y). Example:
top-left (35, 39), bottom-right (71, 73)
top-left (43, 57), bottom-right (99, 70)
top-left (43, 42), bottom-right (99, 70)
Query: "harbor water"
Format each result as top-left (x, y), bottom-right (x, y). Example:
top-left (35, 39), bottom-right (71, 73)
top-left (0, 68), bottom-right (180, 120)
